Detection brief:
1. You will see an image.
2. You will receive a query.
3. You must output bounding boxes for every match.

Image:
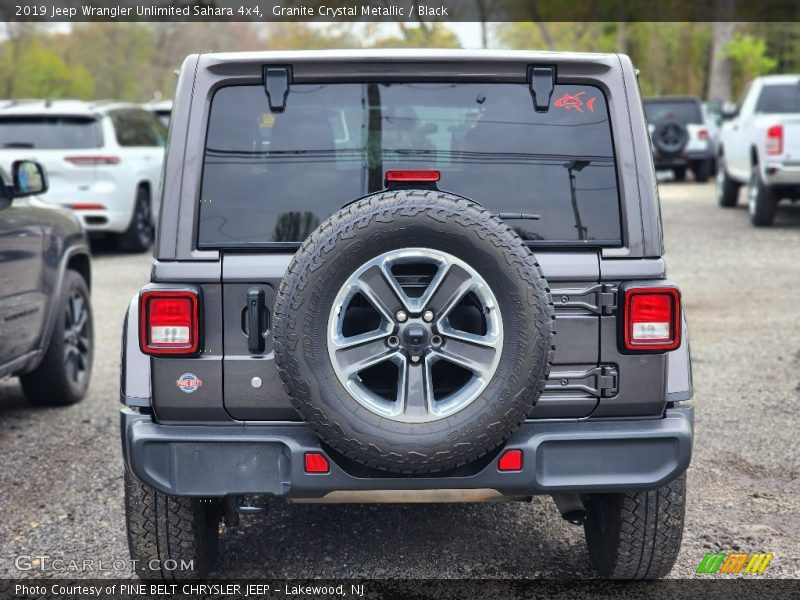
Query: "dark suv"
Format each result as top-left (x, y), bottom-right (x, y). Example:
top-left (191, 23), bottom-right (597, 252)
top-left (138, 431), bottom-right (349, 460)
top-left (0, 160), bottom-right (93, 405)
top-left (121, 50), bottom-right (693, 580)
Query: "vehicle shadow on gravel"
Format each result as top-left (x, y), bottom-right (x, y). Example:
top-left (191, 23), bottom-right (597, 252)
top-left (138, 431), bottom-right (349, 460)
top-left (732, 202), bottom-right (800, 227)
top-left (211, 497), bottom-right (595, 578)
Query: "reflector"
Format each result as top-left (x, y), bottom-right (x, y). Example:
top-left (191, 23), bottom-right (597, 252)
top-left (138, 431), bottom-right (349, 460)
top-left (304, 452), bottom-right (330, 474)
top-left (498, 449), bottom-right (523, 471)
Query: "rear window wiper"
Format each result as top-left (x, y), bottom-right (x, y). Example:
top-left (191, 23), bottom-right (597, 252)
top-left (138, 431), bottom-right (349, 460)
top-left (494, 213), bottom-right (541, 221)
top-left (3, 142), bottom-right (34, 148)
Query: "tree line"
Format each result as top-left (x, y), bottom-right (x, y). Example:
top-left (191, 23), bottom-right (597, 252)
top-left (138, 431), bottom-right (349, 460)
top-left (0, 21), bottom-right (796, 103)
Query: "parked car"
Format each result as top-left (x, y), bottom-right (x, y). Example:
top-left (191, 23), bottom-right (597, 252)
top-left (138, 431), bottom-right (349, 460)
top-left (644, 96), bottom-right (716, 182)
top-left (0, 160), bottom-right (93, 405)
top-left (716, 74), bottom-right (800, 226)
top-left (0, 100), bottom-right (166, 252)
top-left (145, 100), bottom-right (172, 129)
top-left (120, 50), bottom-right (693, 580)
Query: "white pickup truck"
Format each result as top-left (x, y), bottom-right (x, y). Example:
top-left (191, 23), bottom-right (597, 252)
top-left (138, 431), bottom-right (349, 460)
top-left (717, 74), bottom-right (800, 226)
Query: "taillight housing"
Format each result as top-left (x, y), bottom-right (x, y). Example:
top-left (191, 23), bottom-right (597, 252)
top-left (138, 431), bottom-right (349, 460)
top-left (698, 129), bottom-right (709, 140)
top-left (622, 287), bottom-right (681, 352)
top-left (766, 125), bottom-right (783, 156)
top-left (139, 290), bottom-right (200, 355)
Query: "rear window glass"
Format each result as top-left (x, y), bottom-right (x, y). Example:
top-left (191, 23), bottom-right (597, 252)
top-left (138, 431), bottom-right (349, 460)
top-left (198, 82), bottom-right (621, 247)
top-left (755, 84), bottom-right (800, 114)
top-left (0, 116), bottom-right (102, 149)
top-left (643, 100), bottom-right (703, 125)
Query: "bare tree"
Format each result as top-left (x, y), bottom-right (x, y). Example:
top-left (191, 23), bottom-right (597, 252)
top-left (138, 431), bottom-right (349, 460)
top-left (707, 0), bottom-right (737, 101)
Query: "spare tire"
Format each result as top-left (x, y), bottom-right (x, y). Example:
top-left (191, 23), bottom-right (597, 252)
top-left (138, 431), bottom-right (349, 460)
top-left (652, 119), bottom-right (689, 157)
top-left (273, 190), bottom-right (554, 473)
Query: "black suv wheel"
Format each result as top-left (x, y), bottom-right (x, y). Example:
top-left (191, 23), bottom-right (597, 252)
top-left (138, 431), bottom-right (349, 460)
top-left (21, 270), bottom-right (93, 406)
top-left (274, 190), bottom-right (555, 474)
top-left (583, 473), bottom-right (686, 579)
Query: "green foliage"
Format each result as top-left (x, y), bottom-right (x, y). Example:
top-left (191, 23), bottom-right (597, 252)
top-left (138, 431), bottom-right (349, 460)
top-left (370, 24), bottom-right (461, 48)
top-left (0, 30), bottom-right (93, 99)
top-left (726, 33), bottom-right (778, 97)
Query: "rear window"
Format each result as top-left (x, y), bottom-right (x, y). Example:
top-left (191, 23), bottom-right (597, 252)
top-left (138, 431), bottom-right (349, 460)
top-left (198, 82), bottom-right (621, 247)
top-left (643, 100), bottom-right (703, 125)
top-left (755, 83), bottom-right (800, 114)
top-left (0, 116), bottom-right (102, 149)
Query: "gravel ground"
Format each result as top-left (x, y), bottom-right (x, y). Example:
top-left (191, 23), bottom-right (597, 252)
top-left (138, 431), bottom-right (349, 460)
top-left (1, 181), bottom-right (798, 581)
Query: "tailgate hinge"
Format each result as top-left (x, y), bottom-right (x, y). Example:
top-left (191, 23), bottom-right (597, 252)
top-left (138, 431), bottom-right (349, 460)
top-left (546, 365), bottom-right (619, 398)
top-left (553, 283), bottom-right (618, 315)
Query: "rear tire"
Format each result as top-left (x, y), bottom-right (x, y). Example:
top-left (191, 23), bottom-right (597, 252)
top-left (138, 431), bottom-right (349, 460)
top-left (691, 160), bottom-right (711, 183)
top-left (118, 186), bottom-right (154, 253)
top-left (716, 155), bottom-right (741, 207)
top-left (21, 271), bottom-right (93, 406)
top-left (672, 167), bottom-right (687, 182)
top-left (124, 470), bottom-right (220, 580)
top-left (748, 167), bottom-right (778, 227)
top-left (583, 474), bottom-right (686, 579)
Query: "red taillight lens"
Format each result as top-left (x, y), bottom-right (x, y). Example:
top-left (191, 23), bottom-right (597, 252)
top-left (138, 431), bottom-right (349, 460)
top-left (139, 290), bottom-right (199, 355)
top-left (385, 170), bottom-right (440, 183)
top-left (65, 155), bottom-right (121, 166)
top-left (624, 287), bottom-right (681, 352)
top-left (766, 125), bottom-right (783, 156)
top-left (698, 129), bottom-right (709, 140)
top-left (498, 449), bottom-right (523, 471)
top-left (304, 452), bottom-right (330, 474)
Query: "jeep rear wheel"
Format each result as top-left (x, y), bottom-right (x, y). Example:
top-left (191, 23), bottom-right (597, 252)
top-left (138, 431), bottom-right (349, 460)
top-left (124, 470), bottom-right (220, 580)
top-left (274, 190), bottom-right (555, 474)
top-left (583, 474), bottom-right (686, 579)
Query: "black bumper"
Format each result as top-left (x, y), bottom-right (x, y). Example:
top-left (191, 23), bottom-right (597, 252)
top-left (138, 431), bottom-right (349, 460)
top-left (653, 151), bottom-right (713, 169)
top-left (121, 408), bottom-right (693, 498)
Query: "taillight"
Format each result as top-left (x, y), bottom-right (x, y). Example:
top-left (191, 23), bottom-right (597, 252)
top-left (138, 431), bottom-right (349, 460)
top-left (65, 156), bottom-right (121, 165)
top-left (139, 290), bottom-right (199, 355)
top-left (698, 129), bottom-right (709, 140)
top-left (385, 170), bottom-right (440, 184)
top-left (766, 125), bottom-right (783, 156)
top-left (623, 287), bottom-right (681, 352)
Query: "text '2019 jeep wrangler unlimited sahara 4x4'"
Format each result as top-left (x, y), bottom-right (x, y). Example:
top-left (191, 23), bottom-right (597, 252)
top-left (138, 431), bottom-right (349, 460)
top-left (120, 50), bottom-right (693, 580)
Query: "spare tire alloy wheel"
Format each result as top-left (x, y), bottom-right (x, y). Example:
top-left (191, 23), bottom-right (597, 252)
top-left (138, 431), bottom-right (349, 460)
top-left (329, 248), bottom-right (503, 423)
top-left (274, 190), bottom-right (555, 474)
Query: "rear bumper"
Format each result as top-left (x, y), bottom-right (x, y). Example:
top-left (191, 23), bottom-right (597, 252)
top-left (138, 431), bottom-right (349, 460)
top-left (121, 407), bottom-right (693, 499)
top-left (763, 161), bottom-right (800, 187)
top-left (654, 151), bottom-right (713, 169)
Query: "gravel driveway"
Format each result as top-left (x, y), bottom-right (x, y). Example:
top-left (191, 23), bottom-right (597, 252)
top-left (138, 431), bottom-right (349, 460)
top-left (1, 181), bottom-right (798, 580)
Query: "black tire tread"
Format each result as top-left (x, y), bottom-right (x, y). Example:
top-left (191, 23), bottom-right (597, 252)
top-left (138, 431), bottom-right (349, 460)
top-left (124, 470), bottom-right (218, 580)
top-left (273, 189), bottom-right (555, 474)
top-left (585, 474), bottom-right (686, 579)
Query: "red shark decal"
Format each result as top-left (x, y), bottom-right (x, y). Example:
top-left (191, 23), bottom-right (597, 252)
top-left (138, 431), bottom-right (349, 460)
top-left (554, 92), bottom-right (597, 113)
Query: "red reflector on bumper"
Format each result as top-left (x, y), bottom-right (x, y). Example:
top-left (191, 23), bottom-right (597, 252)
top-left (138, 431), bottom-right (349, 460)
top-left (385, 170), bottom-right (440, 183)
top-left (498, 449), bottom-right (523, 471)
top-left (71, 203), bottom-right (106, 210)
top-left (304, 452), bottom-right (330, 474)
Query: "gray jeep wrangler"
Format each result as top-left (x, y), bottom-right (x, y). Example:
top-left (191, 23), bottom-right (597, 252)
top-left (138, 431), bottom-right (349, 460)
top-left (120, 50), bottom-right (693, 580)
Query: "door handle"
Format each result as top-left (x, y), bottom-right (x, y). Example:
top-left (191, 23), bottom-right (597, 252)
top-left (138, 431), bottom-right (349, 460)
top-left (246, 287), bottom-right (266, 354)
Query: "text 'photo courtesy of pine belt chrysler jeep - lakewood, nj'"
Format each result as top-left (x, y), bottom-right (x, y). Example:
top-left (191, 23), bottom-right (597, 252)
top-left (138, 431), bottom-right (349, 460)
top-left (119, 49), bottom-right (694, 580)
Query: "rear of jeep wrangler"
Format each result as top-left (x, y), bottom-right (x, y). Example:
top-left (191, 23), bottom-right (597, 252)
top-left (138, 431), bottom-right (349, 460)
top-left (120, 50), bottom-right (693, 580)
